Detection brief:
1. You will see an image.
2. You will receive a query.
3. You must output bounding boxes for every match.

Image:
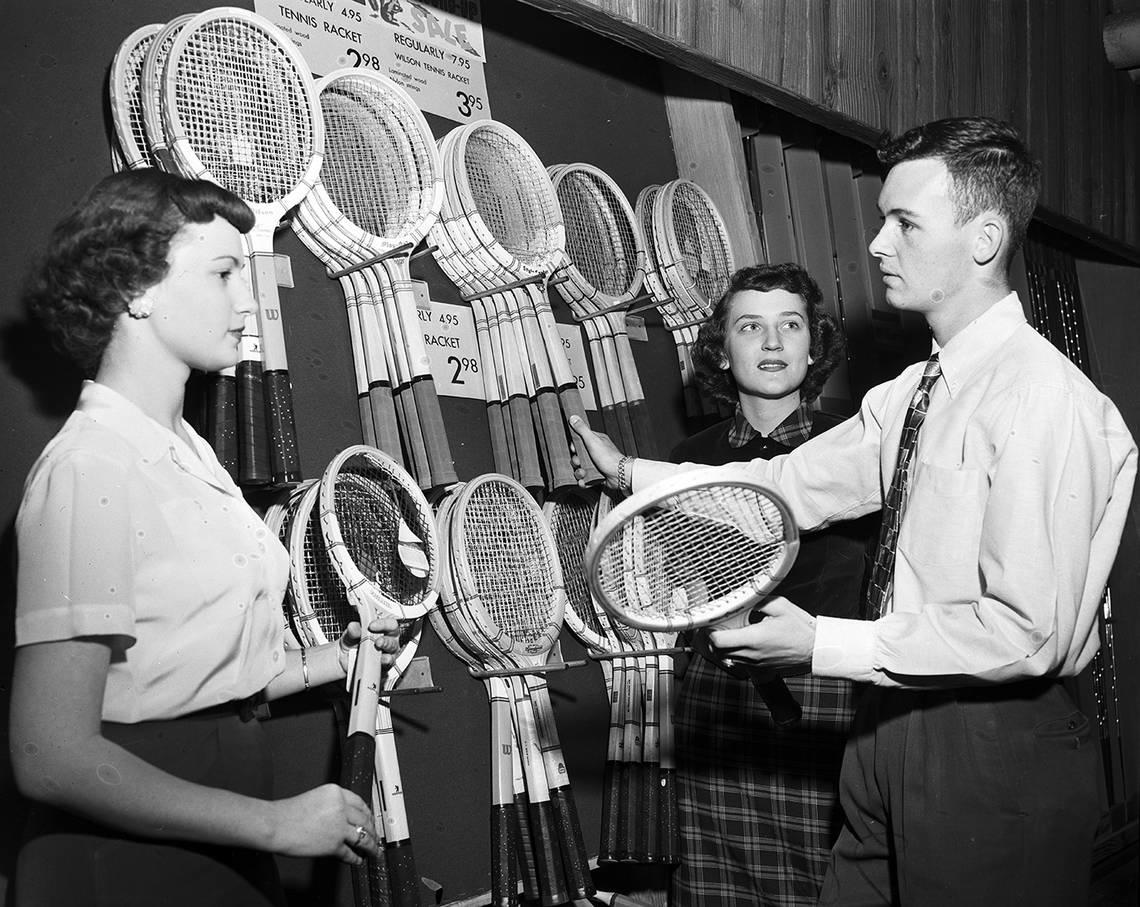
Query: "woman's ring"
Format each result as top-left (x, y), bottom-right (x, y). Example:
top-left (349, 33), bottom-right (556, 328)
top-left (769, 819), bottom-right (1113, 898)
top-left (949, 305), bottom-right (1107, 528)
top-left (354, 824), bottom-right (368, 846)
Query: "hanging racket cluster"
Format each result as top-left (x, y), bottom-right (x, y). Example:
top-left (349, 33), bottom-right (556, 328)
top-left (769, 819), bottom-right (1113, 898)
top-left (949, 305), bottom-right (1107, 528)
top-left (544, 487), bottom-right (681, 866)
top-left (433, 474), bottom-right (595, 907)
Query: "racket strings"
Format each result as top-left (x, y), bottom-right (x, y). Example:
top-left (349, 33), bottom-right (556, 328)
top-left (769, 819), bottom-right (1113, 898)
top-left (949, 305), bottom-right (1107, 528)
top-left (458, 487), bottom-right (561, 649)
top-left (171, 24), bottom-right (315, 202)
top-left (333, 470), bottom-right (433, 606)
top-left (297, 487), bottom-right (358, 640)
top-left (668, 183), bottom-right (733, 304)
top-left (596, 486), bottom-right (790, 622)
top-left (319, 85), bottom-right (435, 241)
top-left (118, 35), bottom-right (158, 164)
top-left (547, 494), bottom-right (607, 639)
top-left (462, 129), bottom-right (561, 270)
top-left (558, 172), bottom-right (639, 297)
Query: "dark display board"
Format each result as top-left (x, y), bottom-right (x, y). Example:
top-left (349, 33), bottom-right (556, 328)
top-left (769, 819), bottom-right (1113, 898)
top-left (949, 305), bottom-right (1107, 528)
top-left (0, 1), bottom-right (694, 903)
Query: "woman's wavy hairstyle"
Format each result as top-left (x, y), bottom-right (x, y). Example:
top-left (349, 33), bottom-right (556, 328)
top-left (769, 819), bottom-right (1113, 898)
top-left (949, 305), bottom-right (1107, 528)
top-left (692, 262), bottom-right (845, 405)
top-left (23, 168), bottom-right (254, 375)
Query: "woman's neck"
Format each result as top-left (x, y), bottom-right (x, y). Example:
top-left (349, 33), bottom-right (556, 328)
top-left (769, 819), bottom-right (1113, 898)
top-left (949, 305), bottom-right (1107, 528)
top-left (738, 391), bottom-right (803, 437)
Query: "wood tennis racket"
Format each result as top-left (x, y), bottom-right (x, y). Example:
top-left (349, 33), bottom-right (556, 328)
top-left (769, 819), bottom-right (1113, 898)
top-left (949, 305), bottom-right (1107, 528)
top-left (163, 7), bottom-right (323, 488)
top-left (319, 445), bottom-right (439, 906)
top-left (585, 466), bottom-right (803, 728)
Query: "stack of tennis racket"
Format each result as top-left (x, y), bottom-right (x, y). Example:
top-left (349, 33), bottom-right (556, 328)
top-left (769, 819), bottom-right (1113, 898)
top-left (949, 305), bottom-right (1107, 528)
top-left (547, 164), bottom-right (659, 459)
top-left (432, 474), bottom-right (595, 906)
top-left (107, 7), bottom-right (323, 488)
top-left (544, 487), bottom-right (680, 866)
top-left (636, 180), bottom-right (736, 422)
top-left (271, 445), bottom-right (439, 907)
top-left (427, 120), bottom-right (601, 492)
top-left (291, 68), bottom-right (456, 491)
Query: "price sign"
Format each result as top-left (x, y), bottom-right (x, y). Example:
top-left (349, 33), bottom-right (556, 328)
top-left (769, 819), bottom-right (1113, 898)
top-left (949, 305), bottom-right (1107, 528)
top-left (413, 282), bottom-right (484, 400)
top-left (555, 324), bottom-right (597, 412)
top-left (255, 0), bottom-right (489, 124)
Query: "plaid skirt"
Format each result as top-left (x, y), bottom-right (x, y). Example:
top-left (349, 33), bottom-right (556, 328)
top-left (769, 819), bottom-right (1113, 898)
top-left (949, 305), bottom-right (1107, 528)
top-left (671, 657), bottom-right (857, 907)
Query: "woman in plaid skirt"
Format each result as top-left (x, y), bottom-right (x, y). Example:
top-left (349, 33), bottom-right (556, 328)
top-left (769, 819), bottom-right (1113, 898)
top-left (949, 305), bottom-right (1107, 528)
top-left (668, 263), bottom-right (876, 907)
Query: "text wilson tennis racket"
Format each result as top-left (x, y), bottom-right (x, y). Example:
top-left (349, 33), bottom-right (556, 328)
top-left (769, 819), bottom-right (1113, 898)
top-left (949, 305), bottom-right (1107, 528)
top-left (585, 467), bottom-right (803, 727)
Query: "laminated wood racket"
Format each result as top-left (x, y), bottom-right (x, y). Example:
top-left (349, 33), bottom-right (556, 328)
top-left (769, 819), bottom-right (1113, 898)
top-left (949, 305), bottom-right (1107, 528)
top-left (586, 466), bottom-right (803, 728)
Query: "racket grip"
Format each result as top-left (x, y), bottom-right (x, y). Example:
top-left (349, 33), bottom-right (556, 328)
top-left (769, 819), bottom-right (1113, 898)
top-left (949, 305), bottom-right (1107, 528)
top-left (626, 398), bottom-right (660, 460)
top-left (342, 732), bottom-right (380, 907)
top-left (485, 401), bottom-right (514, 478)
top-left (394, 385), bottom-right (432, 490)
top-left (366, 850), bottom-right (390, 907)
top-left (618, 760), bottom-right (643, 861)
top-left (369, 383), bottom-right (405, 468)
top-left (750, 671), bottom-right (802, 728)
top-left (491, 805), bottom-right (518, 907)
top-left (536, 388), bottom-right (577, 490)
top-left (507, 395), bottom-right (544, 489)
top-left (657, 767), bottom-right (680, 865)
top-left (554, 387), bottom-right (603, 485)
top-left (529, 800), bottom-right (569, 907)
top-left (385, 841), bottom-right (420, 907)
top-left (642, 761), bottom-right (661, 863)
top-left (597, 759), bottom-right (621, 863)
top-left (551, 788), bottom-right (595, 899)
top-left (412, 377), bottom-right (458, 486)
top-left (513, 795), bottom-right (540, 904)
top-left (206, 371), bottom-right (239, 481)
top-left (237, 359), bottom-right (271, 486)
top-left (263, 368), bottom-right (302, 486)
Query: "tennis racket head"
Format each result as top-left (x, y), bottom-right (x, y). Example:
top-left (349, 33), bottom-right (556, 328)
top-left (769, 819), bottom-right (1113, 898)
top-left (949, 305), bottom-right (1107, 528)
top-left (451, 120), bottom-right (565, 279)
top-left (265, 480), bottom-right (314, 649)
top-left (108, 22), bottom-right (163, 170)
top-left (313, 68), bottom-right (443, 252)
top-left (319, 445), bottom-right (440, 623)
top-left (288, 479), bottom-right (360, 646)
top-left (162, 6), bottom-right (323, 218)
top-left (543, 487), bottom-right (615, 653)
top-left (584, 467), bottom-right (799, 632)
top-left (550, 163), bottom-right (645, 309)
top-left (449, 473), bottom-right (566, 661)
top-left (653, 179), bottom-right (735, 312)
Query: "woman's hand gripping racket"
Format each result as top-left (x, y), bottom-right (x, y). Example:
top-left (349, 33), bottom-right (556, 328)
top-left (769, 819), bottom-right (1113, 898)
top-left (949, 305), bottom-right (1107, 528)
top-left (585, 466), bottom-right (803, 728)
top-left (320, 445), bottom-right (440, 906)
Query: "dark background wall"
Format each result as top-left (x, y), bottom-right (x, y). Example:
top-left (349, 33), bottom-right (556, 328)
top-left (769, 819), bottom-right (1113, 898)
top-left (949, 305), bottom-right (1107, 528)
top-left (0, 2), bottom-right (692, 903)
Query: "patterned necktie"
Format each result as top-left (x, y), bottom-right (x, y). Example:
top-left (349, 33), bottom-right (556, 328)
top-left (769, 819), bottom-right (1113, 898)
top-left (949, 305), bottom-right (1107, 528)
top-left (865, 353), bottom-right (942, 619)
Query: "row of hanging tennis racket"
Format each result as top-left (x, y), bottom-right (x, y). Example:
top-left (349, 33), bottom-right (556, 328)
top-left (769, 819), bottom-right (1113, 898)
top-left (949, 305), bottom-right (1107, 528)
top-left (106, 7), bottom-right (737, 494)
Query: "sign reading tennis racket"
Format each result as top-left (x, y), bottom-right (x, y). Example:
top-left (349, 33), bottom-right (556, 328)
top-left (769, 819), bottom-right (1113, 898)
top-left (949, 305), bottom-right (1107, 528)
top-left (255, 0), bottom-right (489, 123)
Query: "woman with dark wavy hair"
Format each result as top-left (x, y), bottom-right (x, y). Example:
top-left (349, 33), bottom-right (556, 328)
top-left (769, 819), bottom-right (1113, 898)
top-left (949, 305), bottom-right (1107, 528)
top-left (10, 168), bottom-right (399, 906)
top-left (669, 262), bottom-right (875, 907)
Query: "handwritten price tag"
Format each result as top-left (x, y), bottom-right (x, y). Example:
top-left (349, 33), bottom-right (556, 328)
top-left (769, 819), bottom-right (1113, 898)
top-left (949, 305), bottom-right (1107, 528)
top-left (555, 324), bottom-right (597, 412)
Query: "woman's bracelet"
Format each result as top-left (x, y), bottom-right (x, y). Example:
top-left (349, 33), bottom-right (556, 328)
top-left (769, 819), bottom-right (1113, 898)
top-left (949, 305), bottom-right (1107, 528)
top-left (300, 647), bottom-right (311, 690)
top-left (616, 455), bottom-right (634, 493)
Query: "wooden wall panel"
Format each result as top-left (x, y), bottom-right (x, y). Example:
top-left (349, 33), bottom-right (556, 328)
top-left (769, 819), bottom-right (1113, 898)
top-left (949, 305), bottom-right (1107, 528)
top-left (526, 0), bottom-right (1140, 258)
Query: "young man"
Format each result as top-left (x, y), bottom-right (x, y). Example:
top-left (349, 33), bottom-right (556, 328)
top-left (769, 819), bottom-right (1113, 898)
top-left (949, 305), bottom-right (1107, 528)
top-left (570, 117), bottom-right (1136, 905)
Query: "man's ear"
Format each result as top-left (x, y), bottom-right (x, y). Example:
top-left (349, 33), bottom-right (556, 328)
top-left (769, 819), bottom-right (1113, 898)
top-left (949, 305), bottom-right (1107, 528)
top-left (973, 214), bottom-right (1006, 267)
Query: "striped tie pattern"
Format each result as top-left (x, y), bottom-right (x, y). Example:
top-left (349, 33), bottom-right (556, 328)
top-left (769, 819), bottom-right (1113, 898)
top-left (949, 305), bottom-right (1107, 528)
top-left (865, 353), bottom-right (941, 619)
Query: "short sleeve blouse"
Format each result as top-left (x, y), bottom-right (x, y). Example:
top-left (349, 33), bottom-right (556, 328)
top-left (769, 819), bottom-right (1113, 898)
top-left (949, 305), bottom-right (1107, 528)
top-left (15, 382), bottom-right (289, 722)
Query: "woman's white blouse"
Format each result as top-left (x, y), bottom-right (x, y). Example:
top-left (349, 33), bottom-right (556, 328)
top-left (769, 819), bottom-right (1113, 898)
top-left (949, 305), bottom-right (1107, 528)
top-left (16, 382), bottom-right (290, 722)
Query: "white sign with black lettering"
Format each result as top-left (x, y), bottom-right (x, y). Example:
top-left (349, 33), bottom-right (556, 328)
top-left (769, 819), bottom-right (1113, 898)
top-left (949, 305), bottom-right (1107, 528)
top-left (555, 324), bottom-right (597, 412)
top-left (414, 286), bottom-right (483, 400)
top-left (254, 0), bottom-right (488, 124)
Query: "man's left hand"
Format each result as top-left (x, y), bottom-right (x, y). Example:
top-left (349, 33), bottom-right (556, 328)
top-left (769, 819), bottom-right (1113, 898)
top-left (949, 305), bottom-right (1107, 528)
top-left (705, 597), bottom-right (817, 670)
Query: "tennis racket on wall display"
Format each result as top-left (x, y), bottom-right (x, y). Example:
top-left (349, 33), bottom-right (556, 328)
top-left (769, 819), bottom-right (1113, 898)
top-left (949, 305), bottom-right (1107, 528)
top-left (438, 473), bottom-right (595, 904)
top-left (319, 445), bottom-right (439, 907)
top-left (108, 23), bottom-right (163, 170)
top-left (296, 69), bottom-right (455, 490)
top-left (585, 466), bottom-right (803, 728)
top-left (550, 163), bottom-right (659, 458)
top-left (432, 120), bottom-right (602, 489)
top-left (163, 6), bottom-right (323, 488)
top-left (635, 184), bottom-right (706, 421)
